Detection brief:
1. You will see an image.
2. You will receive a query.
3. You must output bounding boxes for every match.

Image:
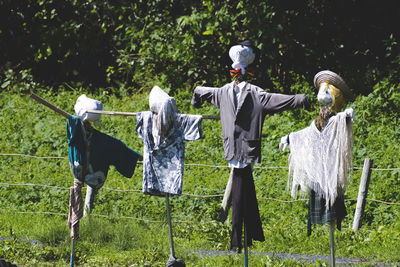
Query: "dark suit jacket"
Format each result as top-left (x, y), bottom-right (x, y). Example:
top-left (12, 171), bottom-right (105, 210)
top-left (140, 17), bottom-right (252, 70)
top-left (192, 82), bottom-right (309, 163)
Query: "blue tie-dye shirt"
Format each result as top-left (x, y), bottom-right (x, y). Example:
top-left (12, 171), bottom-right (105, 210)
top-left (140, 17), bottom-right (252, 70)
top-left (136, 112), bottom-right (202, 196)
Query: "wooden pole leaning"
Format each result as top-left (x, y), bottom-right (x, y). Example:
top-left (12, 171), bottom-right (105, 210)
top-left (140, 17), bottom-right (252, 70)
top-left (29, 93), bottom-right (77, 266)
top-left (30, 92), bottom-right (70, 118)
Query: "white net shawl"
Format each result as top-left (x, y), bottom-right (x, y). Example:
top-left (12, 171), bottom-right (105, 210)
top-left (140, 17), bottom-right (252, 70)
top-left (149, 86), bottom-right (178, 147)
top-left (288, 111), bottom-right (353, 208)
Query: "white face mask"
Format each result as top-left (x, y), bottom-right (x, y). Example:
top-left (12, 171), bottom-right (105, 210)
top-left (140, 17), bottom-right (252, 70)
top-left (317, 82), bottom-right (333, 106)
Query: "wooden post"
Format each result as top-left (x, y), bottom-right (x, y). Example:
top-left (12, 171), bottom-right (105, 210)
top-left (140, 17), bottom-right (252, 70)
top-left (219, 168), bottom-right (233, 222)
top-left (352, 158), bottom-right (373, 231)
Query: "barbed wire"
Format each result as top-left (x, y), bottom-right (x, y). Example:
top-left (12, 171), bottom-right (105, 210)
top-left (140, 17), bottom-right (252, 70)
top-left (2, 152), bottom-right (400, 171)
top-left (1, 182), bottom-right (399, 205)
top-left (0, 153), bottom-right (67, 160)
top-left (10, 211), bottom-right (189, 224)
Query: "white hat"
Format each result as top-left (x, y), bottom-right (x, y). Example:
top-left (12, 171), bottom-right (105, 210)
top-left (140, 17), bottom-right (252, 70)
top-left (149, 86), bottom-right (173, 114)
top-left (229, 45), bottom-right (255, 75)
top-left (74, 94), bottom-right (103, 126)
top-left (148, 86), bottom-right (178, 146)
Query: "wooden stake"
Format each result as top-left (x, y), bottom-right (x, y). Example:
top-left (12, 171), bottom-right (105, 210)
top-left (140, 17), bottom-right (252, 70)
top-left (219, 168), bottom-right (233, 222)
top-left (352, 158), bottom-right (373, 231)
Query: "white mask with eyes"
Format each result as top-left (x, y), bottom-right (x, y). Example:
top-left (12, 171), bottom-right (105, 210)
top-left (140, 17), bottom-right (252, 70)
top-left (317, 82), bottom-right (333, 106)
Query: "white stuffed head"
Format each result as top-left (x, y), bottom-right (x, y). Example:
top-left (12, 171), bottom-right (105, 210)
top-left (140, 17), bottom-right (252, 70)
top-left (229, 44), bottom-right (255, 75)
top-left (74, 94), bottom-right (103, 126)
top-left (149, 86), bottom-right (178, 146)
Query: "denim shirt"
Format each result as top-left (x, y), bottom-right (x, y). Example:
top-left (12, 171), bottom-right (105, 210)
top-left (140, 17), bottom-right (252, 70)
top-left (136, 112), bottom-right (202, 196)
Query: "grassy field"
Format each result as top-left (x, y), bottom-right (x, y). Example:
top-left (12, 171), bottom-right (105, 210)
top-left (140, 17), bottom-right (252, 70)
top-left (1, 84), bottom-right (400, 266)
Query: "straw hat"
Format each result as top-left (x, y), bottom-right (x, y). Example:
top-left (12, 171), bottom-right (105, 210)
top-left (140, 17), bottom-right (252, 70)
top-left (313, 70), bottom-right (353, 100)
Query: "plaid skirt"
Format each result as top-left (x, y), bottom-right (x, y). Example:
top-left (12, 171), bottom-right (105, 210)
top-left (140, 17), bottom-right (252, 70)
top-left (307, 190), bottom-right (347, 235)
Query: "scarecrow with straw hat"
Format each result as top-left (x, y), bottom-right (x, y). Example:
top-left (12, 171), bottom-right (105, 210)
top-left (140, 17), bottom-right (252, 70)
top-left (192, 41), bottom-right (310, 259)
top-left (279, 70), bottom-right (354, 266)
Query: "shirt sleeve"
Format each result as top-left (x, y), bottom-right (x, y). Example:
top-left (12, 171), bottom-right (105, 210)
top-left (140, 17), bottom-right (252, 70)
top-left (180, 114), bottom-right (202, 142)
top-left (66, 115), bottom-right (86, 180)
top-left (191, 86), bottom-right (221, 109)
top-left (66, 115), bottom-right (83, 146)
top-left (109, 137), bottom-right (140, 178)
top-left (116, 144), bottom-right (140, 178)
top-left (257, 87), bottom-right (309, 114)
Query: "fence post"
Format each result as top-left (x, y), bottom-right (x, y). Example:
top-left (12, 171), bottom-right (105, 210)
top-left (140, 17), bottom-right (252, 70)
top-left (352, 158), bottom-right (373, 231)
top-left (219, 168), bottom-right (233, 222)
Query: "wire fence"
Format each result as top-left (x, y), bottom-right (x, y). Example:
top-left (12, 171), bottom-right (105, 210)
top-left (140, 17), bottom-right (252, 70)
top-left (2, 153), bottom-right (400, 171)
top-left (1, 181), bottom-right (400, 206)
top-left (1, 153), bottom-right (400, 206)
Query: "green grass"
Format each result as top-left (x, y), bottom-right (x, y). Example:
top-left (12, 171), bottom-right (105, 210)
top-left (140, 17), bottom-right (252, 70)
top-left (1, 82), bottom-right (400, 266)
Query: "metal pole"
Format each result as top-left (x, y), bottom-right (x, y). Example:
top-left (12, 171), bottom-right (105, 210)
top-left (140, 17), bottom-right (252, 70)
top-left (70, 238), bottom-right (75, 267)
top-left (166, 194), bottom-right (175, 258)
top-left (352, 158), bottom-right (373, 231)
top-left (329, 220), bottom-right (336, 267)
top-left (244, 223), bottom-right (248, 267)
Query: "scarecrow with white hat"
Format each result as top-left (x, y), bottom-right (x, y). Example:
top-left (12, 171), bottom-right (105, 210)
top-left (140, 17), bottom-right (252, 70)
top-left (192, 41), bottom-right (310, 259)
top-left (136, 86), bottom-right (203, 266)
top-left (67, 94), bottom-right (141, 266)
top-left (279, 70), bottom-right (354, 266)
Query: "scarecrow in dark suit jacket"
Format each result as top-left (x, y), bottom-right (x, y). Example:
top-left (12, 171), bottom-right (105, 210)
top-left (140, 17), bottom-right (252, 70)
top-left (191, 41), bottom-right (310, 253)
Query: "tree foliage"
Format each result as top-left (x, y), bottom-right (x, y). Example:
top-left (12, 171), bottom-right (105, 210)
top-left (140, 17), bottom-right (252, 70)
top-left (1, 0), bottom-right (399, 94)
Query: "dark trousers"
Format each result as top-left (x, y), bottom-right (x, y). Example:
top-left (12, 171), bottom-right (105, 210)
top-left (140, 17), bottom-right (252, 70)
top-left (230, 166), bottom-right (265, 250)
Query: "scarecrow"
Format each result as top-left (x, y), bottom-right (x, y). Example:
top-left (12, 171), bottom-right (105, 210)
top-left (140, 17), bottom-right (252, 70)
top-left (29, 93), bottom-right (142, 266)
top-left (279, 70), bottom-right (354, 266)
top-left (191, 41), bottom-right (310, 262)
top-left (136, 86), bottom-right (202, 267)
top-left (67, 94), bottom-right (141, 266)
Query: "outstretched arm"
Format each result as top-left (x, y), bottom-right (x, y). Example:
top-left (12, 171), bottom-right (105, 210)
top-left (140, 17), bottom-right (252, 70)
top-left (191, 86), bottom-right (221, 108)
top-left (259, 89), bottom-right (310, 114)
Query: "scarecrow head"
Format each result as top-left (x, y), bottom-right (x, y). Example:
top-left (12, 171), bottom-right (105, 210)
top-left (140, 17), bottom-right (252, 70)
top-left (149, 86), bottom-right (178, 146)
top-left (229, 40), bottom-right (256, 81)
top-left (74, 94), bottom-right (103, 127)
top-left (314, 70), bottom-right (352, 113)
